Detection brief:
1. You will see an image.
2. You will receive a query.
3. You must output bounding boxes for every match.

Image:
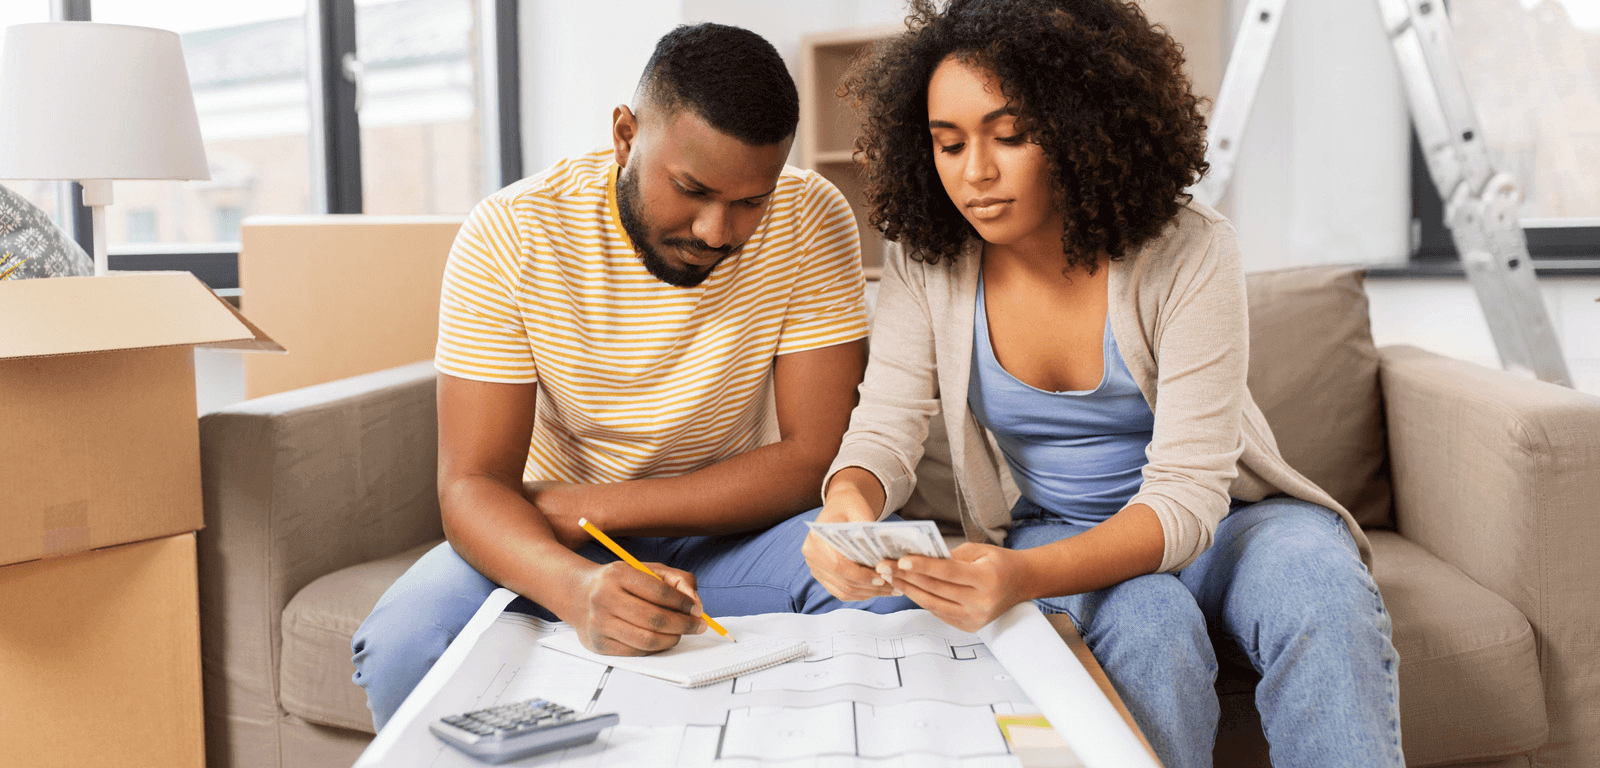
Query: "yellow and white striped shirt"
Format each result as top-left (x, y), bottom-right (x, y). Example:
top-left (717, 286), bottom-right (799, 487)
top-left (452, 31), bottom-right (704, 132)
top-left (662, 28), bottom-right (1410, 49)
top-left (436, 148), bottom-right (867, 483)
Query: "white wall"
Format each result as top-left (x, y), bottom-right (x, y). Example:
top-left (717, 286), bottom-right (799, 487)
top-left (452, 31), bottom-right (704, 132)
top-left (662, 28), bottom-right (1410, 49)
top-left (518, 0), bottom-right (908, 171)
top-left (1367, 277), bottom-right (1600, 394)
top-left (1223, 0), bottom-right (1410, 272)
top-left (678, 0), bottom-right (907, 166)
top-left (518, 0), bottom-right (684, 172)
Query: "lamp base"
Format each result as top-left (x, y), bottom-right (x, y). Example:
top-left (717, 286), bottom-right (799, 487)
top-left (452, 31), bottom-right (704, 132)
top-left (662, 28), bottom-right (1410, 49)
top-left (80, 180), bottom-right (112, 276)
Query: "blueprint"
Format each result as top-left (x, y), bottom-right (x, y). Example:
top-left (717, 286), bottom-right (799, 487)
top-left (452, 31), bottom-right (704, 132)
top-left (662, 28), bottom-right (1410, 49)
top-left (357, 590), bottom-right (1155, 768)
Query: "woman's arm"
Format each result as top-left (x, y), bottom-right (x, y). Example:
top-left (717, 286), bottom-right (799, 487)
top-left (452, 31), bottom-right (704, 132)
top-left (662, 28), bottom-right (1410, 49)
top-left (1128, 215), bottom-right (1251, 573)
top-left (805, 245), bottom-right (944, 599)
top-left (822, 244), bottom-right (946, 513)
top-left (802, 467), bottom-right (897, 600)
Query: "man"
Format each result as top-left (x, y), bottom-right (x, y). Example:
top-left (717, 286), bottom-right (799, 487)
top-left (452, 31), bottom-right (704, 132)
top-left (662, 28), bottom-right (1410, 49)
top-left (351, 23), bottom-right (911, 731)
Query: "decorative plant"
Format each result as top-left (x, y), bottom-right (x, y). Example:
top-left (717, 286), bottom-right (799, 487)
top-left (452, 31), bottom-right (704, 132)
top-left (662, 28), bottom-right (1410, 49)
top-left (0, 251), bottom-right (23, 280)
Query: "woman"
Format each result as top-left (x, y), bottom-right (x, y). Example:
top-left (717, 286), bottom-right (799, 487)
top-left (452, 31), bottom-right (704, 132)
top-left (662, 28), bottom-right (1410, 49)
top-left (801, 1), bottom-right (1402, 765)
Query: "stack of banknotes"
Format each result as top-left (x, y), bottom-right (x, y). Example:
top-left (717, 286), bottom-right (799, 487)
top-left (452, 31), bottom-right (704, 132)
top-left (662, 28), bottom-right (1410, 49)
top-left (805, 520), bottom-right (952, 567)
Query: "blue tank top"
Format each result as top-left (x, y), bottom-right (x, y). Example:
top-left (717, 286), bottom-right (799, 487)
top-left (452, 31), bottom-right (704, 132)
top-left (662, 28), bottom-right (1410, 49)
top-left (968, 276), bottom-right (1155, 526)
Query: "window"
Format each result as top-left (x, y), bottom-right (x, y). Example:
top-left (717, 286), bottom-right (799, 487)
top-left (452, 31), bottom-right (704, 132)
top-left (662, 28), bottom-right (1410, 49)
top-left (90, 0), bottom-right (315, 256)
top-left (13, 0), bottom-right (522, 290)
top-left (214, 206), bottom-right (246, 242)
top-left (126, 210), bottom-right (158, 243)
top-left (355, 0), bottom-right (486, 215)
top-left (1408, 0), bottom-right (1600, 273)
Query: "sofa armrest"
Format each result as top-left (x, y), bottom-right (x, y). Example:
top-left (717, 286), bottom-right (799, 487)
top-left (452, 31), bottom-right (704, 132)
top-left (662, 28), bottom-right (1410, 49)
top-left (1378, 344), bottom-right (1600, 767)
top-left (197, 360), bottom-right (443, 767)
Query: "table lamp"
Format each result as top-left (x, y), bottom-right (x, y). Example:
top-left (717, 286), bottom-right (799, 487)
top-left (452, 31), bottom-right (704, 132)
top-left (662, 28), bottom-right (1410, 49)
top-left (0, 22), bottom-right (210, 275)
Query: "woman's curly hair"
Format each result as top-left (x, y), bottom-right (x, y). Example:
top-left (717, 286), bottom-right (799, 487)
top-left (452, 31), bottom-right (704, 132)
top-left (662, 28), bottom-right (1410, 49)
top-left (842, 0), bottom-right (1210, 269)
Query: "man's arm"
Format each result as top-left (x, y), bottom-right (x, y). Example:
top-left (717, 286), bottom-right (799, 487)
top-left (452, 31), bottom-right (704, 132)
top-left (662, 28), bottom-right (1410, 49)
top-left (436, 373), bottom-right (707, 655)
top-left (528, 338), bottom-right (868, 544)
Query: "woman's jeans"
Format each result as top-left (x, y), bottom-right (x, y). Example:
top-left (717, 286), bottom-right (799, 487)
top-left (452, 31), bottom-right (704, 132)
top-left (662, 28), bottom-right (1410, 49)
top-left (350, 507), bottom-right (916, 731)
top-left (1009, 495), bottom-right (1403, 768)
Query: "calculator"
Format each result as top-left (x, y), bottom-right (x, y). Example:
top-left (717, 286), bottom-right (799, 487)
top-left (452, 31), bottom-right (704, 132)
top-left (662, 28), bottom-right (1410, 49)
top-left (428, 698), bottom-right (620, 764)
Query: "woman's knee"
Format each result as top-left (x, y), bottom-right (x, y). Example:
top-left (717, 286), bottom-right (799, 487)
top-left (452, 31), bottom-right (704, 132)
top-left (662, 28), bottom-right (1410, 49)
top-left (1076, 575), bottom-right (1211, 661)
top-left (1221, 497), bottom-right (1358, 562)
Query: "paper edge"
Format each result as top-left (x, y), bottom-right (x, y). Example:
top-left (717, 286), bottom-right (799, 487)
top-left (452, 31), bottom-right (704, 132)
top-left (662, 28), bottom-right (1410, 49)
top-left (979, 602), bottom-right (1160, 768)
top-left (356, 592), bottom-right (1157, 768)
top-left (354, 587), bottom-right (519, 767)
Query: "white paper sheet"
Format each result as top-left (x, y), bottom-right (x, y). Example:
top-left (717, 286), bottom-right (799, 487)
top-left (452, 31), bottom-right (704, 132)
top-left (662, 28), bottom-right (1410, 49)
top-left (979, 604), bottom-right (1159, 768)
top-left (357, 589), bottom-right (1154, 768)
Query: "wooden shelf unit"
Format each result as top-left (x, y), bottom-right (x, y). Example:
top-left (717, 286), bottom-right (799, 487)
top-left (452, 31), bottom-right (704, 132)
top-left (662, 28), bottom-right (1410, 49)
top-left (799, 26), bottom-right (901, 281)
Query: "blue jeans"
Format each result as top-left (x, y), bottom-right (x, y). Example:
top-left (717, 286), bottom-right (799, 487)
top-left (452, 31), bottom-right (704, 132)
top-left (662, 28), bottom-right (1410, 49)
top-left (1010, 495), bottom-right (1403, 768)
top-left (351, 507), bottom-right (915, 731)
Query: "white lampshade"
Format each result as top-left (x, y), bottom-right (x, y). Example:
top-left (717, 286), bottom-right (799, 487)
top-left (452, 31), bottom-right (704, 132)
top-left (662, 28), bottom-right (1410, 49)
top-left (0, 22), bottom-right (210, 181)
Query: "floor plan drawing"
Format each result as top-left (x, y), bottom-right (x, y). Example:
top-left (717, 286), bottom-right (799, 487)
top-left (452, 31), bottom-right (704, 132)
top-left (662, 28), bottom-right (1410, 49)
top-left (359, 590), bottom-right (1153, 768)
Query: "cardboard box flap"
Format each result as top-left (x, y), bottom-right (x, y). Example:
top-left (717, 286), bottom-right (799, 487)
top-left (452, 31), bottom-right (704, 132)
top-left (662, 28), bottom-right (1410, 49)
top-left (197, 285), bottom-right (285, 352)
top-left (0, 271), bottom-right (280, 360)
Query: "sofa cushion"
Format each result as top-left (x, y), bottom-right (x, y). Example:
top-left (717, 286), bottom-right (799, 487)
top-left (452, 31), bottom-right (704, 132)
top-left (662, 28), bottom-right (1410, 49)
top-left (1244, 266), bottom-right (1393, 528)
top-left (1355, 531), bottom-right (1545, 765)
top-left (1211, 531), bottom-right (1546, 767)
top-left (279, 539), bottom-right (442, 734)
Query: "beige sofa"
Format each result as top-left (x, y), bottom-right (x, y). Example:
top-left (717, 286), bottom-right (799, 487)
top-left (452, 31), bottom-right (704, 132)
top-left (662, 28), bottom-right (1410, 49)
top-left (197, 266), bottom-right (1600, 768)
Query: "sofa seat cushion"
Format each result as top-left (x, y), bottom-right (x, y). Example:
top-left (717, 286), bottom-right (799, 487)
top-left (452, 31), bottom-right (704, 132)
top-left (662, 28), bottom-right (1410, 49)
top-left (1363, 531), bottom-right (1545, 765)
top-left (1212, 531), bottom-right (1546, 766)
top-left (280, 539), bottom-right (442, 734)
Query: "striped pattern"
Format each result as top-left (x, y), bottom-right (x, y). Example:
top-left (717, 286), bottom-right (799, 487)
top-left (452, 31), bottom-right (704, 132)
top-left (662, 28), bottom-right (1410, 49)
top-left (437, 148), bottom-right (867, 482)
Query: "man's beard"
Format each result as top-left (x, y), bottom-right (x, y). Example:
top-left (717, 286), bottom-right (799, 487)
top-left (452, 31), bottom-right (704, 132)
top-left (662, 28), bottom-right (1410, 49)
top-left (616, 166), bottom-right (731, 288)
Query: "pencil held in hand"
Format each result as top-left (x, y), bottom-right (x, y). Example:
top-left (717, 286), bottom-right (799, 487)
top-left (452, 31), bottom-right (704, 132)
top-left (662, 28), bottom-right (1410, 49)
top-left (577, 517), bottom-right (733, 640)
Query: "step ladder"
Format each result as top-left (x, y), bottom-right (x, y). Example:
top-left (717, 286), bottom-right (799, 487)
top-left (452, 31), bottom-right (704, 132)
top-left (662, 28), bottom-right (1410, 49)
top-left (1193, 0), bottom-right (1573, 387)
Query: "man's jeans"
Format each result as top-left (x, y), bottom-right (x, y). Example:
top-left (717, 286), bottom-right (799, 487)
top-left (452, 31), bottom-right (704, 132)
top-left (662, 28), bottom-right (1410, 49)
top-left (351, 507), bottom-right (915, 731)
top-left (1011, 495), bottom-right (1404, 768)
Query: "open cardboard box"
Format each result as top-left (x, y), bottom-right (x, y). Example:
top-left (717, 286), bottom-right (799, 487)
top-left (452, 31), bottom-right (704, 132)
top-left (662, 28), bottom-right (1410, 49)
top-left (0, 271), bottom-right (280, 766)
top-left (0, 271), bottom-right (281, 567)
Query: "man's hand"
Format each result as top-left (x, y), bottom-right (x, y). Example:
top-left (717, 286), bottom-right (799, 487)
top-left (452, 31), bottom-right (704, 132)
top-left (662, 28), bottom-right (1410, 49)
top-left (802, 482), bottom-right (895, 602)
top-left (561, 560), bottom-right (709, 656)
top-left (884, 542), bottom-right (1032, 633)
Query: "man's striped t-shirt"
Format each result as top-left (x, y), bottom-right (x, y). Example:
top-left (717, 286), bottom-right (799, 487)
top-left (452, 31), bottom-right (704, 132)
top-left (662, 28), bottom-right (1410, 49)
top-left (436, 148), bottom-right (868, 483)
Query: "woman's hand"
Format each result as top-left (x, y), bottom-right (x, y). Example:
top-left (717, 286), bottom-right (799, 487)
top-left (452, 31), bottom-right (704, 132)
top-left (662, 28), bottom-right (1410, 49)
top-left (803, 475), bottom-right (896, 602)
top-left (885, 542), bottom-right (1033, 632)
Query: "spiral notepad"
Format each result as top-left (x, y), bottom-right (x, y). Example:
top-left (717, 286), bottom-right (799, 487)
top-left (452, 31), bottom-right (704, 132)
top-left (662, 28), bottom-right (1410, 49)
top-left (540, 631), bottom-right (809, 688)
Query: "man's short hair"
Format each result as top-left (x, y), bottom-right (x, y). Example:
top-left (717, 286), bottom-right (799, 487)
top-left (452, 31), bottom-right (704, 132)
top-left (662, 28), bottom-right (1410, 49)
top-left (637, 23), bottom-right (799, 146)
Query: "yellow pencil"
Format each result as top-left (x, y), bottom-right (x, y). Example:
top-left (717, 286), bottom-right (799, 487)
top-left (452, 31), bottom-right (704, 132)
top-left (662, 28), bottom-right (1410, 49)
top-left (577, 517), bottom-right (733, 640)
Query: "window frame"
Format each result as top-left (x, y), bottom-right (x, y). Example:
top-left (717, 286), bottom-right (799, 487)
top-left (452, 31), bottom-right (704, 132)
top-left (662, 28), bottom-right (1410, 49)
top-left (1372, 0), bottom-right (1600, 280)
top-left (1377, 126), bottom-right (1600, 279)
top-left (64, 0), bottom-right (523, 291)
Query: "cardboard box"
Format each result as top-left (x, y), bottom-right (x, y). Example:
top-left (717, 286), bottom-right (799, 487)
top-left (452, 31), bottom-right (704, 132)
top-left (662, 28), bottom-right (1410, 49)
top-left (0, 271), bottom-right (280, 567)
top-left (0, 533), bottom-right (204, 768)
top-left (240, 215), bottom-right (462, 398)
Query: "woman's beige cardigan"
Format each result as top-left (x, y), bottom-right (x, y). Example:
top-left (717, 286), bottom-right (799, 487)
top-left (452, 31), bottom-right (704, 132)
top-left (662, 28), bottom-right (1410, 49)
top-left (825, 201), bottom-right (1371, 573)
